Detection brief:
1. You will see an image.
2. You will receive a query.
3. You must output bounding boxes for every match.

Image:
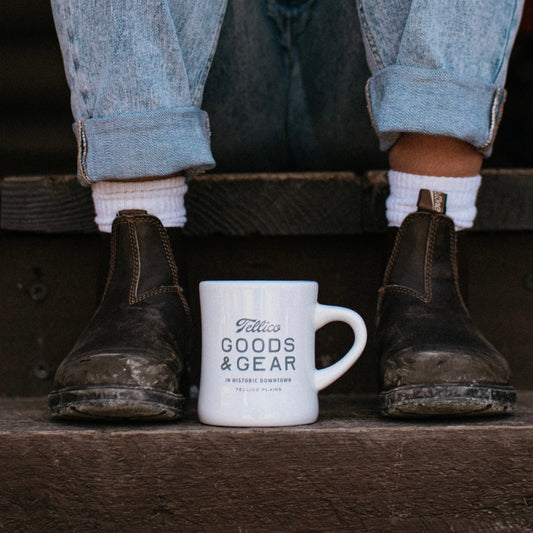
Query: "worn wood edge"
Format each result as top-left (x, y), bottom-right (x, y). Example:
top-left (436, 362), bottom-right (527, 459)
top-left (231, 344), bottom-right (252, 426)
top-left (1, 393), bottom-right (531, 532)
top-left (0, 392), bottom-right (532, 435)
top-left (192, 171), bottom-right (357, 182)
top-left (1, 169), bottom-right (532, 234)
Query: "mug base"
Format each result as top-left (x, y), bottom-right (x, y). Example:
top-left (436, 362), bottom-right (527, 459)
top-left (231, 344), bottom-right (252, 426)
top-left (198, 412), bottom-right (318, 428)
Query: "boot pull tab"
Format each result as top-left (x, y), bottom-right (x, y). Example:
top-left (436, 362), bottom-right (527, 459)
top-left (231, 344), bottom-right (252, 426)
top-left (118, 209), bottom-right (148, 216)
top-left (417, 189), bottom-right (447, 215)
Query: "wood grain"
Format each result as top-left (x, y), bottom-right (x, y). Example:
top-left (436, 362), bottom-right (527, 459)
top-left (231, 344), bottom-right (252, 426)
top-left (184, 172), bottom-right (363, 235)
top-left (0, 175), bottom-right (97, 233)
top-left (0, 394), bottom-right (531, 532)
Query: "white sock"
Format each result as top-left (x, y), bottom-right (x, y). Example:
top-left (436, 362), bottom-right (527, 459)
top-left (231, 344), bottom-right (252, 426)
top-left (92, 177), bottom-right (188, 232)
top-left (386, 170), bottom-right (482, 230)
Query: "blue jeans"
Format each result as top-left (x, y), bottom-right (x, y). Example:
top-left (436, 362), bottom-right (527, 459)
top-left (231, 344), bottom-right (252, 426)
top-left (51, 0), bottom-right (524, 183)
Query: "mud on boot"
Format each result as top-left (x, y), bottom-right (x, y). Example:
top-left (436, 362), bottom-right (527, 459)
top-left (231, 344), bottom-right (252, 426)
top-left (376, 190), bottom-right (516, 418)
top-left (48, 210), bottom-right (192, 420)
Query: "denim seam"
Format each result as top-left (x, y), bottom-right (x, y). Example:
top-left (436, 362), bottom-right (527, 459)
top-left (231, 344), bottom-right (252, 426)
top-left (481, 87), bottom-right (506, 153)
top-left (490, 0), bottom-right (522, 86)
top-left (365, 66), bottom-right (506, 153)
top-left (77, 120), bottom-right (91, 185)
top-left (78, 107), bottom-right (215, 183)
top-left (364, 79), bottom-right (399, 146)
top-left (191, 0), bottom-right (229, 106)
top-left (51, 2), bottom-right (91, 120)
top-left (366, 82), bottom-right (508, 154)
top-left (355, 0), bottom-right (384, 73)
top-left (266, 0), bottom-right (318, 50)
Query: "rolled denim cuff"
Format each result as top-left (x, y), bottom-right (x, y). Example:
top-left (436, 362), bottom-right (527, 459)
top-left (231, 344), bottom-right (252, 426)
top-left (366, 66), bottom-right (506, 156)
top-left (75, 106), bottom-right (215, 184)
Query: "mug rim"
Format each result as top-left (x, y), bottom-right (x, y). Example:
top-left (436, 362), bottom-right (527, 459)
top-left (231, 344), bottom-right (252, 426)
top-left (200, 279), bottom-right (317, 286)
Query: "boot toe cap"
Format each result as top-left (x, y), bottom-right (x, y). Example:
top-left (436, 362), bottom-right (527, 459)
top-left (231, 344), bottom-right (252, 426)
top-left (381, 346), bottom-right (512, 390)
top-left (52, 351), bottom-right (181, 393)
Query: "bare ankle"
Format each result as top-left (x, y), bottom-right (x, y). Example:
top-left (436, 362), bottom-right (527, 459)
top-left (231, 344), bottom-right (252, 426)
top-left (389, 133), bottom-right (483, 177)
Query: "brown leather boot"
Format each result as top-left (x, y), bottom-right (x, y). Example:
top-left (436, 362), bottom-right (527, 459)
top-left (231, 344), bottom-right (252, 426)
top-left (376, 190), bottom-right (516, 417)
top-left (48, 210), bottom-right (192, 420)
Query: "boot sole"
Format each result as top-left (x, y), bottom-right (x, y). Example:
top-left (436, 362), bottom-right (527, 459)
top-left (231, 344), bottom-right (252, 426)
top-left (48, 386), bottom-right (185, 421)
top-left (380, 383), bottom-right (516, 418)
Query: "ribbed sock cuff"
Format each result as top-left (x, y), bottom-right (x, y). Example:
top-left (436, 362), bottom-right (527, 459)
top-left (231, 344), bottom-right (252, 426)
top-left (92, 177), bottom-right (188, 232)
top-left (386, 170), bottom-right (482, 230)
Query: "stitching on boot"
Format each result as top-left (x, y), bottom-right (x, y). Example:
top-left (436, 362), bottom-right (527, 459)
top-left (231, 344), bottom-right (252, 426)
top-left (115, 214), bottom-right (193, 337)
top-left (153, 220), bottom-right (193, 323)
top-left (380, 284), bottom-right (431, 303)
top-left (128, 218), bottom-right (141, 304)
top-left (151, 219), bottom-right (193, 326)
top-left (449, 221), bottom-right (470, 314)
top-left (377, 217), bottom-right (408, 313)
top-left (382, 218), bottom-right (407, 285)
top-left (126, 217), bottom-right (192, 330)
top-left (129, 218), bottom-right (174, 304)
top-left (423, 214), bottom-right (439, 303)
top-left (99, 219), bottom-right (119, 304)
top-left (381, 213), bottom-right (433, 304)
top-left (156, 222), bottom-right (180, 286)
top-left (134, 286), bottom-right (183, 303)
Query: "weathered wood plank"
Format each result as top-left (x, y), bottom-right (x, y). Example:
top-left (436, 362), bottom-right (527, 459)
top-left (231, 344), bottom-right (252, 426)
top-left (0, 175), bottom-right (97, 233)
top-left (0, 394), bottom-right (532, 532)
top-left (184, 171), bottom-right (363, 235)
top-left (475, 168), bottom-right (533, 230)
top-left (1, 169), bottom-right (532, 235)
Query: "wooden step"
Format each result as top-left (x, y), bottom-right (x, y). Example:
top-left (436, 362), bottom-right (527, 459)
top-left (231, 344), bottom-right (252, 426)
top-left (1, 170), bottom-right (533, 235)
top-left (1, 393), bottom-right (532, 531)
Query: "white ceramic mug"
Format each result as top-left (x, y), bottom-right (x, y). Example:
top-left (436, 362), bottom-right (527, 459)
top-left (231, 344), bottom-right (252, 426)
top-left (198, 280), bottom-right (367, 427)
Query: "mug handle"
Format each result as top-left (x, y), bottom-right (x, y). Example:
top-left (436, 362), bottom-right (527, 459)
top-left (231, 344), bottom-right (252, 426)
top-left (313, 304), bottom-right (367, 391)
